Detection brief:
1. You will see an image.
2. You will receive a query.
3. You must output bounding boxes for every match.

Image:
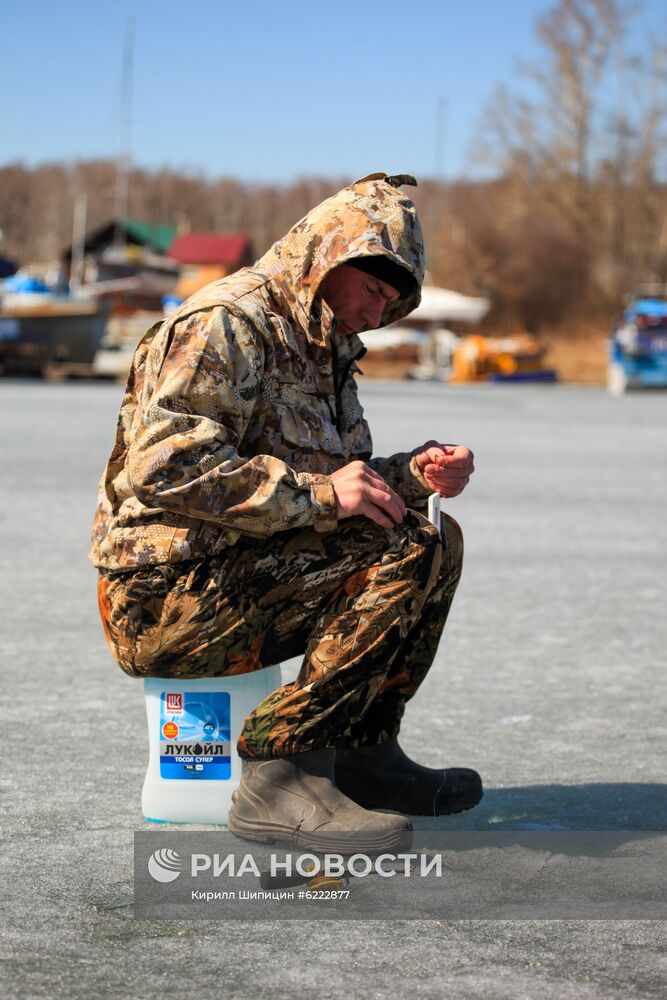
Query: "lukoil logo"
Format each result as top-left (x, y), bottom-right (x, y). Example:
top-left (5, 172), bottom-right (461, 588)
top-left (148, 848), bottom-right (183, 883)
top-left (165, 692), bottom-right (183, 713)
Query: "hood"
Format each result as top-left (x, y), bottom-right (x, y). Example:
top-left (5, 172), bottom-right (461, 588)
top-left (257, 172), bottom-right (425, 345)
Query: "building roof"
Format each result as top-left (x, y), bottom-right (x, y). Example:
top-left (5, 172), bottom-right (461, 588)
top-left (168, 232), bottom-right (252, 268)
top-left (62, 218), bottom-right (177, 259)
top-left (123, 220), bottom-right (177, 255)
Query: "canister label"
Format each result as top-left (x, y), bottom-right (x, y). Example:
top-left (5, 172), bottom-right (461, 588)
top-left (159, 691), bottom-right (231, 780)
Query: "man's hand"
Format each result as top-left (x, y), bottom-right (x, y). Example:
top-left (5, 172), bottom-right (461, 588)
top-left (413, 441), bottom-right (475, 498)
top-left (329, 461), bottom-right (406, 529)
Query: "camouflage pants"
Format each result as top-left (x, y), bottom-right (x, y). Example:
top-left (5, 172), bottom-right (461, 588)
top-left (97, 511), bottom-right (463, 759)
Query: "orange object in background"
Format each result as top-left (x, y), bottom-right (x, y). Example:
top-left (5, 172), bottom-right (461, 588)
top-left (175, 264), bottom-right (230, 300)
top-left (450, 333), bottom-right (556, 382)
top-left (169, 233), bottom-right (254, 301)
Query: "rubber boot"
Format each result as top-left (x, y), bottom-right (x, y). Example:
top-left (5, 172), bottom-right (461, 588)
top-left (228, 748), bottom-right (413, 854)
top-left (334, 738), bottom-right (483, 817)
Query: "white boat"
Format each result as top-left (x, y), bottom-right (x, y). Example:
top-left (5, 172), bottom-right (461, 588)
top-left (0, 277), bottom-right (108, 376)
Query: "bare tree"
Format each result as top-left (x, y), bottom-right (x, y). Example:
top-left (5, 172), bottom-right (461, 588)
top-left (468, 0), bottom-right (667, 325)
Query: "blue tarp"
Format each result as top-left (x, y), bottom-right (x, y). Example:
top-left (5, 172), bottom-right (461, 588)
top-left (623, 298), bottom-right (667, 323)
top-left (1, 274), bottom-right (50, 294)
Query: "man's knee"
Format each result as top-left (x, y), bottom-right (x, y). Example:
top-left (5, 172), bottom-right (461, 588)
top-left (395, 510), bottom-right (464, 592)
top-left (441, 513), bottom-right (464, 570)
top-left (326, 510), bottom-right (448, 588)
top-left (378, 509), bottom-right (445, 589)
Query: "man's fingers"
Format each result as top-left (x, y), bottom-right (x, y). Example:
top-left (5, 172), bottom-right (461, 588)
top-left (413, 443), bottom-right (475, 501)
top-left (427, 474), bottom-right (469, 487)
top-left (426, 483), bottom-right (464, 498)
top-left (424, 469), bottom-right (471, 487)
top-left (363, 465), bottom-right (402, 491)
top-left (425, 464), bottom-right (471, 478)
top-left (437, 448), bottom-right (474, 470)
top-left (423, 467), bottom-right (469, 497)
top-left (361, 500), bottom-right (394, 529)
top-left (366, 485), bottom-right (405, 524)
top-left (330, 462), bottom-right (407, 524)
top-left (361, 465), bottom-right (387, 485)
top-left (363, 472), bottom-right (406, 518)
top-left (419, 448), bottom-right (474, 476)
top-left (435, 455), bottom-right (474, 472)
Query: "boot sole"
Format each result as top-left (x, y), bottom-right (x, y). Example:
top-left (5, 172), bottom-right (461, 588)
top-left (227, 811), bottom-right (413, 855)
top-left (340, 789), bottom-right (483, 817)
top-left (443, 793), bottom-right (483, 815)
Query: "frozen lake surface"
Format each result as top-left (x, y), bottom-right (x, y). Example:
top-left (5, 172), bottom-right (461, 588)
top-left (1, 378), bottom-right (665, 998)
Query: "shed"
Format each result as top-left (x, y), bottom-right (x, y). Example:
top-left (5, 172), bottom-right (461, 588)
top-left (169, 233), bottom-right (254, 299)
top-left (168, 233), bottom-right (253, 270)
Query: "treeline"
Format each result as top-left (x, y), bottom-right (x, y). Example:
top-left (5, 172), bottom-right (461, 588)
top-left (1, 0), bottom-right (665, 335)
top-left (2, 159), bottom-right (664, 332)
top-left (0, 159), bottom-right (349, 279)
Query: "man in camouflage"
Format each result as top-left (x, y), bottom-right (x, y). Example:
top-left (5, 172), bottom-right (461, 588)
top-left (91, 173), bottom-right (482, 852)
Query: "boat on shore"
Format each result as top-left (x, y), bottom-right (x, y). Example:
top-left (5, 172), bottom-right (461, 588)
top-left (0, 276), bottom-right (108, 377)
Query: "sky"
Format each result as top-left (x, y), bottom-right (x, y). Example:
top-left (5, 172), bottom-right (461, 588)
top-left (2, 0), bottom-right (666, 183)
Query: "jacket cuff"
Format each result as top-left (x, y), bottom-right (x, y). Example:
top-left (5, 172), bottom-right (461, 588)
top-left (307, 475), bottom-right (338, 533)
top-left (408, 453), bottom-right (432, 495)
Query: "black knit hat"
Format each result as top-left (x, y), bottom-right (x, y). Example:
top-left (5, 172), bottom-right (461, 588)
top-left (347, 256), bottom-right (417, 297)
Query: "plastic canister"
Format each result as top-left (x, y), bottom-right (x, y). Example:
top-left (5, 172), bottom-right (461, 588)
top-left (142, 664), bottom-right (282, 825)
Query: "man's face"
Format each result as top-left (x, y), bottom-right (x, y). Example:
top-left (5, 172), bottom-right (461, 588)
top-left (319, 263), bottom-right (401, 336)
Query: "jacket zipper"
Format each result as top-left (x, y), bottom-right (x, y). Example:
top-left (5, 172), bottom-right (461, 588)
top-left (331, 322), bottom-right (367, 434)
top-left (331, 328), bottom-right (341, 432)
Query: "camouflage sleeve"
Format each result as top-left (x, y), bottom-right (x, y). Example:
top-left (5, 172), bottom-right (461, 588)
top-left (339, 358), bottom-right (431, 509)
top-left (367, 451), bottom-right (432, 508)
top-left (127, 307), bottom-right (338, 536)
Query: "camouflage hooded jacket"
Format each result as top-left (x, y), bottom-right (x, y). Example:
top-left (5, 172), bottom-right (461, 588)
top-left (90, 172), bottom-right (433, 571)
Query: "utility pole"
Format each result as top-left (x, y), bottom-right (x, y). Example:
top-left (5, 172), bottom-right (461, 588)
top-left (69, 194), bottom-right (88, 293)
